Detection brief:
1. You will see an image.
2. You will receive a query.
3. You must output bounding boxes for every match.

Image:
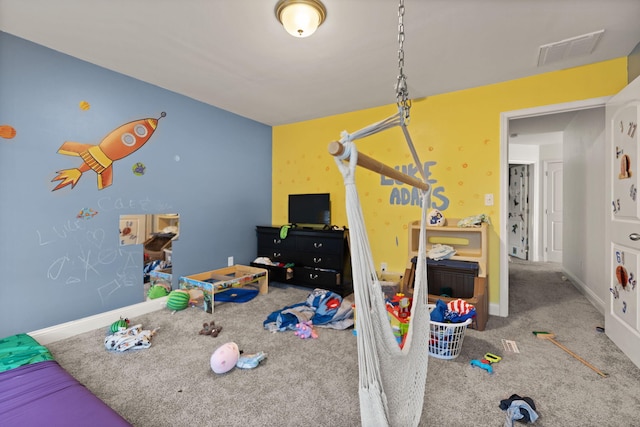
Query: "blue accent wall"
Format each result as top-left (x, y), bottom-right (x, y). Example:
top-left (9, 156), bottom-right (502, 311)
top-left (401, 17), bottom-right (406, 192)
top-left (0, 32), bottom-right (272, 337)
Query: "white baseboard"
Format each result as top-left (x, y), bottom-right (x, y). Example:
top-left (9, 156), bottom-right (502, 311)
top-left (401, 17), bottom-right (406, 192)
top-left (561, 269), bottom-right (605, 315)
top-left (489, 302), bottom-right (501, 317)
top-left (29, 297), bottom-right (168, 346)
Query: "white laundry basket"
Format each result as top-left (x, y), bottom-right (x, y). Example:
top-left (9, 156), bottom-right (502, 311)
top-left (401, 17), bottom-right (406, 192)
top-left (428, 304), bottom-right (472, 360)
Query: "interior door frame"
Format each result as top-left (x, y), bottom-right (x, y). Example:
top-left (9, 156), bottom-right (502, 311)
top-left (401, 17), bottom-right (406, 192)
top-left (499, 97), bottom-right (611, 317)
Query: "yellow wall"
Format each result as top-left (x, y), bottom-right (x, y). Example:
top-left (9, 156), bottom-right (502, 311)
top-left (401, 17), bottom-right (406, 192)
top-left (272, 57), bottom-right (628, 306)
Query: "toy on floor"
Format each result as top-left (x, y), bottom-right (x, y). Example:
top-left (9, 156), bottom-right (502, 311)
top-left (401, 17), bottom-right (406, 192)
top-left (210, 342), bottom-right (240, 374)
top-left (236, 352), bottom-right (267, 369)
top-left (499, 394), bottom-right (538, 425)
top-left (386, 295), bottom-right (411, 348)
top-left (199, 321), bottom-right (223, 337)
top-left (166, 290), bottom-right (190, 311)
top-left (109, 317), bottom-right (130, 333)
top-left (533, 330), bottom-right (608, 377)
top-left (105, 324), bottom-right (159, 352)
top-left (471, 352), bottom-right (502, 374)
top-left (398, 296), bottom-right (411, 319)
top-left (294, 321), bottom-right (318, 339)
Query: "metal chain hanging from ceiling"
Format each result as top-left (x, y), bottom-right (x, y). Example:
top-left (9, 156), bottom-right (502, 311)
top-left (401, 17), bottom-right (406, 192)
top-left (396, 0), bottom-right (411, 124)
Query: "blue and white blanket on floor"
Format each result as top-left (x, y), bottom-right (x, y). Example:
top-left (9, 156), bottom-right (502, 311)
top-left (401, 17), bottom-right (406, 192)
top-left (264, 288), bottom-right (354, 332)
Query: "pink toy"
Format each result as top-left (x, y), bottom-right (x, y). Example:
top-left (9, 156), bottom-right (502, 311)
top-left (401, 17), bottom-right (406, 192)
top-left (294, 321), bottom-right (318, 339)
top-left (210, 342), bottom-right (240, 374)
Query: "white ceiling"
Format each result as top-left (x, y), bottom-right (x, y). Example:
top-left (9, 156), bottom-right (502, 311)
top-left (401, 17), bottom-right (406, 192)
top-left (1, 0), bottom-right (639, 127)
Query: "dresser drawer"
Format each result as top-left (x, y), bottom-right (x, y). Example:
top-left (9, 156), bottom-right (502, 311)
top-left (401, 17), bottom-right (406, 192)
top-left (296, 235), bottom-right (342, 255)
top-left (257, 247), bottom-right (294, 264)
top-left (257, 232), bottom-right (296, 250)
top-left (297, 251), bottom-right (342, 270)
top-left (293, 267), bottom-right (341, 288)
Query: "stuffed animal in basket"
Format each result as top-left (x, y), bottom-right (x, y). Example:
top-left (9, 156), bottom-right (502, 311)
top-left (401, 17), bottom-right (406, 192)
top-left (294, 321), bottom-right (318, 339)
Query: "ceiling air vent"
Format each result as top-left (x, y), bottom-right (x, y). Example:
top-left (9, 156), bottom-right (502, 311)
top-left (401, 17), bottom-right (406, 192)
top-left (537, 29), bottom-right (604, 67)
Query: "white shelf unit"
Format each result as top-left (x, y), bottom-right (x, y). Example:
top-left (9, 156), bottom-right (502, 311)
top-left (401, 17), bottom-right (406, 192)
top-left (407, 218), bottom-right (489, 330)
top-left (154, 214), bottom-right (179, 235)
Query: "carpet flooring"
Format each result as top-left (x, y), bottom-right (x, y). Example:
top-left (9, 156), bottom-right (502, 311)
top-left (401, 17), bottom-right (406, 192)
top-left (48, 261), bottom-right (640, 426)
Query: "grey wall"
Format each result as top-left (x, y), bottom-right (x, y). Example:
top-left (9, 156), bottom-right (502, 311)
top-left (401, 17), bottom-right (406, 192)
top-left (0, 32), bottom-right (273, 337)
top-left (563, 107), bottom-right (606, 307)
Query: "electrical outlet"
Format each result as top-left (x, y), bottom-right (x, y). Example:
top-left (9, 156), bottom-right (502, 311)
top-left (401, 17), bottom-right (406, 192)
top-left (227, 256), bottom-right (234, 267)
top-left (484, 193), bottom-right (494, 206)
top-left (381, 262), bottom-right (387, 272)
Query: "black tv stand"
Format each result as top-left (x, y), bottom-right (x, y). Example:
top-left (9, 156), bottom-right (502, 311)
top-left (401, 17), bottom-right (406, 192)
top-left (253, 225), bottom-right (352, 297)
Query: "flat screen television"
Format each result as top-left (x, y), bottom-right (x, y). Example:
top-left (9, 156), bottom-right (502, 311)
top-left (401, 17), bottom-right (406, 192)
top-left (288, 193), bottom-right (331, 226)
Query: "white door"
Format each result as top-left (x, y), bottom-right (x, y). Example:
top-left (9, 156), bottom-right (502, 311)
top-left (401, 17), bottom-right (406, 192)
top-left (545, 161), bottom-right (563, 263)
top-left (606, 75), bottom-right (640, 369)
top-left (508, 165), bottom-right (529, 259)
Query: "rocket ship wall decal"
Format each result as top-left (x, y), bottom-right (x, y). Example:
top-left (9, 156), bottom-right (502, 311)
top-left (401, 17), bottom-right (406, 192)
top-left (52, 112), bottom-right (166, 191)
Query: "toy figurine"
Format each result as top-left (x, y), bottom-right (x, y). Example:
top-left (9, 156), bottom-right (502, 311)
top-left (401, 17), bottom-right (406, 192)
top-left (294, 321), bottom-right (318, 339)
top-left (236, 352), bottom-right (267, 369)
top-left (470, 359), bottom-right (493, 374)
top-left (109, 317), bottom-right (130, 333)
top-left (471, 352), bottom-right (502, 374)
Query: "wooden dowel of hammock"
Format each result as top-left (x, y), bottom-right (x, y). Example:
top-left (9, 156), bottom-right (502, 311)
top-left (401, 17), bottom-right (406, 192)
top-left (328, 141), bottom-right (430, 191)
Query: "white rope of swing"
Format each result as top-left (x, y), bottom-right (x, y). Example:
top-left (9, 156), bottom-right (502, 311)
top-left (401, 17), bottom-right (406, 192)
top-left (333, 126), bottom-right (432, 427)
top-left (335, 110), bottom-right (427, 185)
top-left (332, 110), bottom-right (433, 358)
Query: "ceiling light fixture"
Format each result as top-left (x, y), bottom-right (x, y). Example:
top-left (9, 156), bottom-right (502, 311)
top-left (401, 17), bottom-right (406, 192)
top-left (275, 0), bottom-right (326, 38)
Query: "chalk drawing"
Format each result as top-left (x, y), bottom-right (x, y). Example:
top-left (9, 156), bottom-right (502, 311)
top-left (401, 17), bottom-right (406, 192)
top-left (116, 270), bottom-right (137, 288)
top-left (77, 248), bottom-right (100, 281)
top-left (98, 248), bottom-right (119, 265)
top-left (37, 219), bottom-right (86, 246)
top-left (86, 228), bottom-right (105, 248)
top-left (121, 250), bottom-right (139, 271)
top-left (37, 230), bottom-right (55, 246)
top-left (87, 228), bottom-right (104, 248)
top-left (97, 196), bottom-right (174, 213)
top-left (47, 255), bottom-right (71, 280)
top-left (97, 279), bottom-right (122, 303)
top-left (39, 200), bottom-right (172, 305)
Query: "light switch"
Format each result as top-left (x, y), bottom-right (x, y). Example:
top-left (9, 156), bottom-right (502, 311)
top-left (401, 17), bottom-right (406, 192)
top-left (484, 193), bottom-right (494, 206)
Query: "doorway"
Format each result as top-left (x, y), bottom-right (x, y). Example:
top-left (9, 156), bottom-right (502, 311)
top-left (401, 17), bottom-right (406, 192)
top-left (499, 97), bottom-right (609, 317)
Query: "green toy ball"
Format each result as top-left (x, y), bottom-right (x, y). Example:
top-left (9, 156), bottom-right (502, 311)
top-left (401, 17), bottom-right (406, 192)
top-left (110, 317), bottom-right (129, 333)
top-left (166, 290), bottom-right (190, 311)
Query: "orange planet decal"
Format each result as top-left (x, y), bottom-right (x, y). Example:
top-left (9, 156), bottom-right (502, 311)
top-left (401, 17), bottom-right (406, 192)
top-left (79, 101), bottom-right (90, 111)
top-left (0, 125), bottom-right (16, 139)
top-left (52, 112), bottom-right (166, 191)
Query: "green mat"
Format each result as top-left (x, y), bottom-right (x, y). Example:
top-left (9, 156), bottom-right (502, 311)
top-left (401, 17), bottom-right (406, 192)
top-left (0, 333), bottom-right (54, 372)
